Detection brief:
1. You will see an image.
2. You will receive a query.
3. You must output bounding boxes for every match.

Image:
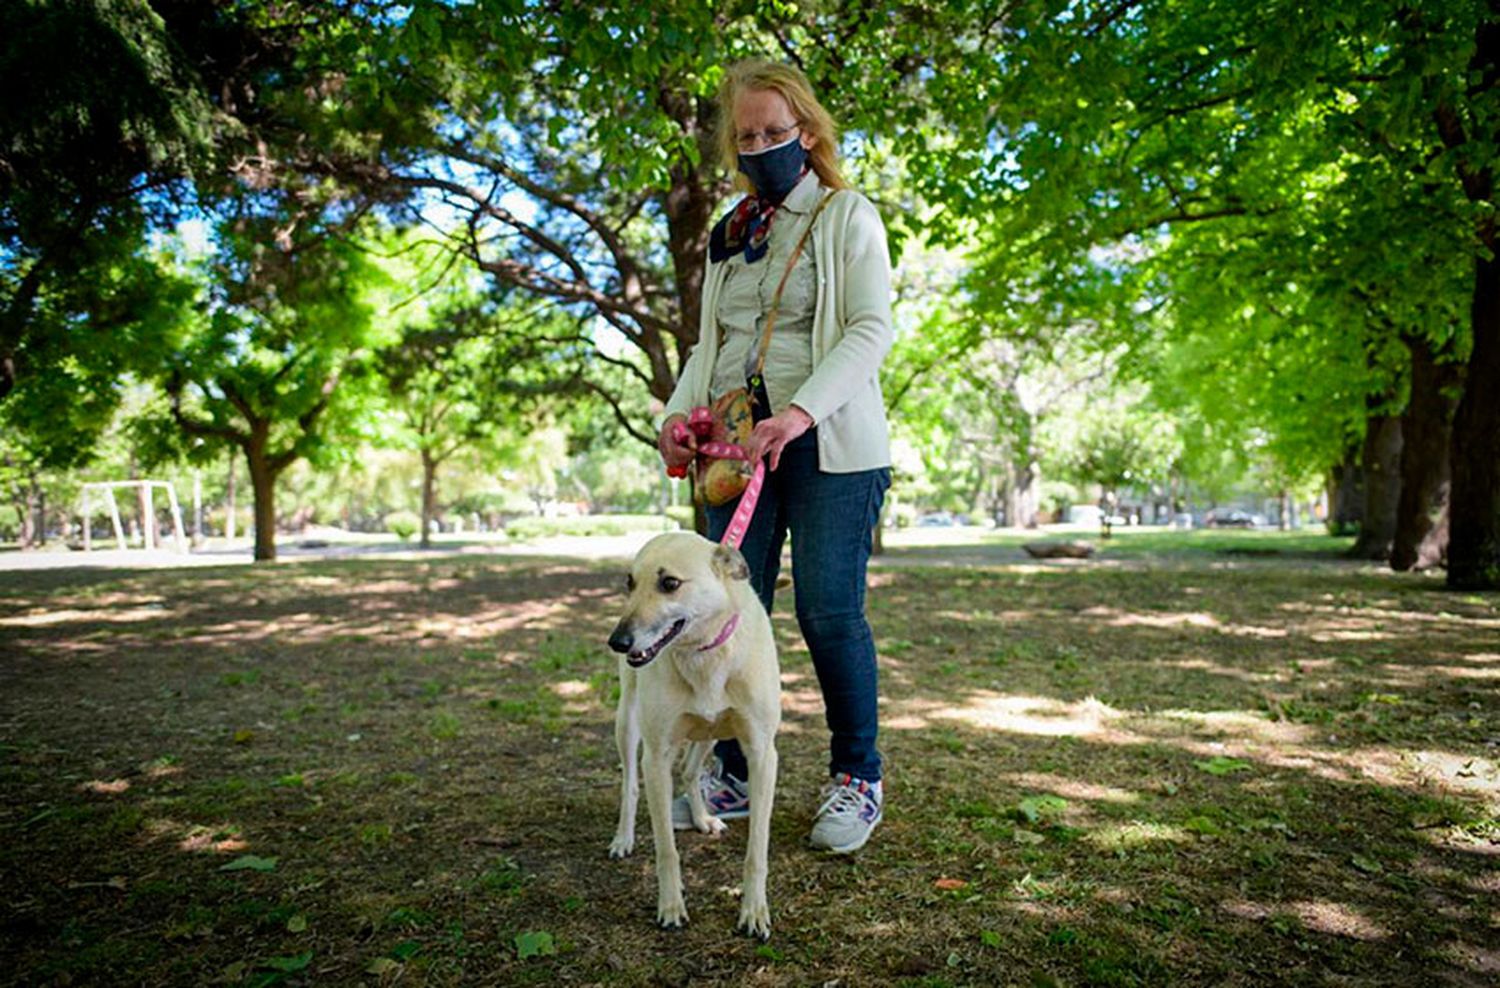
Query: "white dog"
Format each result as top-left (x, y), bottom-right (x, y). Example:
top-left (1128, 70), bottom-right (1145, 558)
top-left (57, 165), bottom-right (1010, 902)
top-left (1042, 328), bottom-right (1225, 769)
top-left (606, 531), bottom-right (781, 939)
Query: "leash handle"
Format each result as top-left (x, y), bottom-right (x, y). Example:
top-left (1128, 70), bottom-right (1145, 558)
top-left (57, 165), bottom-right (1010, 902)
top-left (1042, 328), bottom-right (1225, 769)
top-left (665, 409), bottom-right (720, 478)
top-left (665, 403), bottom-right (766, 550)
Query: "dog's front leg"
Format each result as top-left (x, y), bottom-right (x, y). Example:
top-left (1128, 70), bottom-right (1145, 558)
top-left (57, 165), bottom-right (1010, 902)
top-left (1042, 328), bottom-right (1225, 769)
top-left (681, 741), bottom-right (726, 835)
top-left (644, 740), bottom-right (688, 928)
top-left (608, 676), bottom-right (640, 858)
top-left (736, 732), bottom-right (778, 939)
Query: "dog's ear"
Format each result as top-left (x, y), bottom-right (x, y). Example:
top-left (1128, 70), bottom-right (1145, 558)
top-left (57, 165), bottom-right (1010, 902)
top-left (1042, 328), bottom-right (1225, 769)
top-left (711, 542), bottom-right (750, 582)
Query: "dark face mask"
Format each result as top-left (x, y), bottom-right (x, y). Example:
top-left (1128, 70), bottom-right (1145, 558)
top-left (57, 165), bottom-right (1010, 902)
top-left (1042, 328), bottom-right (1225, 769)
top-left (738, 135), bottom-right (809, 202)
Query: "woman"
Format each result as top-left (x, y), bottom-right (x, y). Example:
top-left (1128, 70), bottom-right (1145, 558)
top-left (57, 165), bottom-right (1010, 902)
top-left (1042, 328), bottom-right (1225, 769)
top-left (657, 59), bottom-right (893, 854)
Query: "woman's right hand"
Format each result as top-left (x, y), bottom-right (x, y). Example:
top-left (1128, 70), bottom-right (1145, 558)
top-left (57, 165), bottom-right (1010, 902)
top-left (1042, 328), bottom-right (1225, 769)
top-left (658, 414), bottom-right (696, 471)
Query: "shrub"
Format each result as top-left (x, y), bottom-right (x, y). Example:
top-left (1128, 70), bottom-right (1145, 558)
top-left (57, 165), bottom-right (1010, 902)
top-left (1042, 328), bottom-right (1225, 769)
top-left (504, 514), bottom-right (680, 539)
top-left (385, 511), bottom-right (421, 541)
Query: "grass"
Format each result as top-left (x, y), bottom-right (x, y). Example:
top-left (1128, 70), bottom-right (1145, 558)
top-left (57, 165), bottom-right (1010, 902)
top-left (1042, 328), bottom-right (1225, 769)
top-left (1, 532), bottom-right (1497, 986)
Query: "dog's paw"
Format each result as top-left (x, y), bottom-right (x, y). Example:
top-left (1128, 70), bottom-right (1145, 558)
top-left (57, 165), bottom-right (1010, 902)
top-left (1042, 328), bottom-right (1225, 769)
top-left (607, 834), bottom-right (634, 858)
top-left (656, 897), bottom-right (689, 930)
top-left (736, 897), bottom-right (771, 941)
top-left (694, 814), bottom-right (727, 837)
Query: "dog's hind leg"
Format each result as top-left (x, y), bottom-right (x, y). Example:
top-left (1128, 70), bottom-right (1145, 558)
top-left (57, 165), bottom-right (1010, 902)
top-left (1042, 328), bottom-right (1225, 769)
top-left (680, 741), bottom-right (726, 835)
top-left (736, 728), bottom-right (778, 940)
top-left (644, 740), bottom-right (689, 928)
top-left (608, 673), bottom-right (640, 858)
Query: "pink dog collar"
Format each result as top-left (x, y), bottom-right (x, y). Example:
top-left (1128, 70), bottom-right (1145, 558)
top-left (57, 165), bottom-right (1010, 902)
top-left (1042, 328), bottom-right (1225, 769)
top-left (699, 612), bottom-right (740, 651)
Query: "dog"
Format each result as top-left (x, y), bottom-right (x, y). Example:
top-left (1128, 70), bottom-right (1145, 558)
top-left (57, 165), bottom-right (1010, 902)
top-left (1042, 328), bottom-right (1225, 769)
top-left (606, 531), bottom-right (781, 939)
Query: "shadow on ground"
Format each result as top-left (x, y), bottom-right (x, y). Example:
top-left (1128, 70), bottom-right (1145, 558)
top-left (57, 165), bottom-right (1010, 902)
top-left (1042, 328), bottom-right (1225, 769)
top-left (0, 546), bottom-right (1496, 986)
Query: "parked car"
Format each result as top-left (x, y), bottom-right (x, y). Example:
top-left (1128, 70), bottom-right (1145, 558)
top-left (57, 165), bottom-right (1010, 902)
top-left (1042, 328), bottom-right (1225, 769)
top-left (1205, 509), bottom-right (1258, 528)
top-left (915, 512), bottom-right (956, 527)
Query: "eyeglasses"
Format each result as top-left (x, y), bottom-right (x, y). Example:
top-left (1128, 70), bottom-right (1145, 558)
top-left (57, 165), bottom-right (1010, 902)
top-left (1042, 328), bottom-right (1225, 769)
top-left (736, 123), bottom-right (800, 152)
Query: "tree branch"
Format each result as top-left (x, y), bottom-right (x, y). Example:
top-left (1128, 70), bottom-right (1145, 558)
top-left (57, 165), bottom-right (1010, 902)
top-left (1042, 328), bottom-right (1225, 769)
top-left (579, 378), bottom-right (656, 448)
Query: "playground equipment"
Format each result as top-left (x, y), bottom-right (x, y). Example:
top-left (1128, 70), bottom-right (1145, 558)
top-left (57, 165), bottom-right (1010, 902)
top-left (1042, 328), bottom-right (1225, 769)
top-left (78, 481), bottom-right (187, 552)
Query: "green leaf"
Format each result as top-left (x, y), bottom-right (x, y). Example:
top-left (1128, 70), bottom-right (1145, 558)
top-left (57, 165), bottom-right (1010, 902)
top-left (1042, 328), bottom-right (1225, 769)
top-left (390, 940), bottom-right (421, 961)
top-left (1193, 756), bottom-right (1252, 776)
top-left (219, 854), bottom-right (277, 872)
top-left (514, 930), bottom-right (556, 960)
top-left (1350, 854), bottom-right (1383, 874)
top-left (259, 951), bottom-right (312, 973)
top-left (286, 914), bottom-right (307, 933)
top-left (980, 929), bottom-right (1003, 947)
top-left (365, 958), bottom-right (401, 976)
top-left (1183, 815), bottom-right (1225, 836)
top-left (1016, 794), bottom-right (1068, 823)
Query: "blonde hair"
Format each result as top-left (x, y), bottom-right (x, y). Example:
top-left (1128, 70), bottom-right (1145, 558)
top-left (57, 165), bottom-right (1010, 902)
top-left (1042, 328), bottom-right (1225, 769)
top-left (716, 59), bottom-right (848, 194)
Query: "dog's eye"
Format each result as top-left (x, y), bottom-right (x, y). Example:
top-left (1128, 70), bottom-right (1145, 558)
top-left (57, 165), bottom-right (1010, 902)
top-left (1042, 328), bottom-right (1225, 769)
top-left (624, 574), bottom-right (635, 592)
top-left (658, 575), bottom-right (681, 593)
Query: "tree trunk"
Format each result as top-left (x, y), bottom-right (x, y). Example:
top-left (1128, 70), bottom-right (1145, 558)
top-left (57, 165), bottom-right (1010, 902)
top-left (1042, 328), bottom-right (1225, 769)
top-left (17, 481), bottom-right (38, 549)
top-left (245, 444), bottom-right (279, 563)
top-left (1278, 490), bottom-right (1291, 531)
top-left (419, 449), bottom-right (437, 549)
top-left (1326, 445), bottom-right (1364, 535)
top-left (225, 450), bottom-right (237, 541)
top-left (1002, 459), bottom-right (1020, 529)
top-left (1392, 333), bottom-right (1461, 571)
top-left (1348, 413), bottom-right (1402, 560)
top-left (1449, 250), bottom-right (1500, 589)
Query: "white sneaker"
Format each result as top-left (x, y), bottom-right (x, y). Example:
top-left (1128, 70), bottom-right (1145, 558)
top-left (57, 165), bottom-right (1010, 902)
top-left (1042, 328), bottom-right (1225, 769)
top-left (809, 773), bottom-right (883, 853)
top-left (671, 759), bottom-right (750, 831)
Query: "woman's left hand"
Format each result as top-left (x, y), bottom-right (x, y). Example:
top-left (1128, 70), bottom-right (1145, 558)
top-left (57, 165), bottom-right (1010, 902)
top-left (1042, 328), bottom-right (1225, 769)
top-left (748, 405), bottom-right (814, 472)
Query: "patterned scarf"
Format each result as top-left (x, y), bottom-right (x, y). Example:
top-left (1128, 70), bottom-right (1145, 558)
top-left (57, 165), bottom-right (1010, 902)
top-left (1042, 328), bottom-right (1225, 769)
top-left (708, 165), bottom-right (810, 265)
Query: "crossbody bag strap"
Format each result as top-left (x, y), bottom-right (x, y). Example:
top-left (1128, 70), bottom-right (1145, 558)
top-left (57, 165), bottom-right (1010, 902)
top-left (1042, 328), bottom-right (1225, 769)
top-left (746, 190), bottom-right (836, 383)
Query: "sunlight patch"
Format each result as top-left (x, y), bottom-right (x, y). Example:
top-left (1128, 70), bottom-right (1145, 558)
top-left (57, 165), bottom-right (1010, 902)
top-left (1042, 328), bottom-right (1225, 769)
top-left (550, 680), bottom-right (591, 698)
top-left (1001, 772), bottom-right (1138, 804)
top-left (1, 607), bottom-right (167, 628)
top-left (1223, 898), bottom-right (1390, 941)
top-left (928, 693), bottom-right (1126, 739)
top-left (1087, 822), bottom-right (1191, 850)
top-left (81, 779), bottom-right (130, 795)
top-left (1153, 708), bottom-right (1319, 745)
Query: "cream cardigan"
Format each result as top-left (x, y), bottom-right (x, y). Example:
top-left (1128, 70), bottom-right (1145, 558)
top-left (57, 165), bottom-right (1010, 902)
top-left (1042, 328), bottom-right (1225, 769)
top-left (663, 182), bottom-right (894, 473)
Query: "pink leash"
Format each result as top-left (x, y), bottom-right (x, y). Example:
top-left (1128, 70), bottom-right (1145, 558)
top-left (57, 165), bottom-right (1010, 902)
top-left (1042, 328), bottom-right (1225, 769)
top-left (668, 407), bottom-right (766, 551)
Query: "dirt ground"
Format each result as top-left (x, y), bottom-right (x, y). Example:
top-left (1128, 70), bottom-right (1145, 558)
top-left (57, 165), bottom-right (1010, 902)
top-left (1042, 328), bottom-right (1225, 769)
top-left (1, 532), bottom-right (1497, 986)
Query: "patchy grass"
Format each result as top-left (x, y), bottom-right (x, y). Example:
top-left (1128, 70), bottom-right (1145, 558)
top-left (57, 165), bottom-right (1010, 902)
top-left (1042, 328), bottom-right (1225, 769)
top-left (1, 538), bottom-right (1497, 986)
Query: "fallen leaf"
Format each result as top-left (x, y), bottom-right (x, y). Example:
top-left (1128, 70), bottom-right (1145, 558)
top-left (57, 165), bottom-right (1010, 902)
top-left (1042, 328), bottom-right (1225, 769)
top-left (286, 914), bottom-right (307, 933)
top-left (1016, 794), bottom-right (1068, 824)
top-left (365, 958), bottom-right (401, 976)
top-left (933, 877), bottom-right (969, 891)
top-left (258, 951), bottom-right (312, 973)
top-left (219, 854), bottom-right (277, 872)
top-left (514, 930), bottom-right (556, 960)
top-left (1194, 756), bottom-right (1252, 776)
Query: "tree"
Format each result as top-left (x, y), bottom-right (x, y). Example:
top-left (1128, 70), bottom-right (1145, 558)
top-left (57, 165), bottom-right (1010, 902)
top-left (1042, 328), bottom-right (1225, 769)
top-left (156, 221), bottom-right (390, 561)
top-left (225, 2), bottom-right (1002, 449)
top-left (921, 0), bottom-right (1495, 584)
top-left (0, 0), bottom-right (289, 402)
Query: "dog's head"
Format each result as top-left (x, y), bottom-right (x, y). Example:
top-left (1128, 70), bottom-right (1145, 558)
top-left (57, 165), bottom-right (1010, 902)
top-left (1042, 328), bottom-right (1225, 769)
top-left (607, 532), bottom-right (749, 667)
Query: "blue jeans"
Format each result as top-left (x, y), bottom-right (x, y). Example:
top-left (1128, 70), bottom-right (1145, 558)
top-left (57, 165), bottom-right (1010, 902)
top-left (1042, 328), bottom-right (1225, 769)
top-left (707, 428), bottom-right (890, 783)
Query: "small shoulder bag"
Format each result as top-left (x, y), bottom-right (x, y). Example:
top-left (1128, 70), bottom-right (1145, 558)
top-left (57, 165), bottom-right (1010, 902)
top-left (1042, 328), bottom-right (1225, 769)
top-left (699, 191), bottom-right (835, 506)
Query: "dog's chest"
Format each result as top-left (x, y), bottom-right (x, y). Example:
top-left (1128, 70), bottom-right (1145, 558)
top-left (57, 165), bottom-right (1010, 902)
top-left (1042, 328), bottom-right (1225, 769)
top-left (671, 660), bottom-right (740, 740)
top-left (679, 705), bottom-right (742, 741)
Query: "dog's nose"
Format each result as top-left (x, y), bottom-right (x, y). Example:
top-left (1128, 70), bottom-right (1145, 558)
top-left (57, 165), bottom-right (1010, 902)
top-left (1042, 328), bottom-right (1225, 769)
top-left (607, 622), bottom-right (634, 654)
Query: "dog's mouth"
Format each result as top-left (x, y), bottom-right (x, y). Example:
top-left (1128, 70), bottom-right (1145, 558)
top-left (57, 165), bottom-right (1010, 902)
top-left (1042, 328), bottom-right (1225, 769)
top-left (627, 619), bottom-right (687, 667)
